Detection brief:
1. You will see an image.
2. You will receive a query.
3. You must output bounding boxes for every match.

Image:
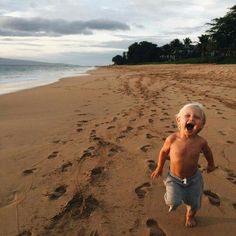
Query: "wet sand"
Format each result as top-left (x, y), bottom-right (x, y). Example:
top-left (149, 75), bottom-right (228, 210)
top-left (0, 64), bottom-right (236, 235)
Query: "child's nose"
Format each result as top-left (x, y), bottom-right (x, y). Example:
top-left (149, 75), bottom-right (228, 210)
top-left (189, 115), bottom-right (194, 120)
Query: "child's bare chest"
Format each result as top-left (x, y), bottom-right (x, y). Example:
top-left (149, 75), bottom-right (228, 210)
top-left (171, 139), bottom-right (202, 158)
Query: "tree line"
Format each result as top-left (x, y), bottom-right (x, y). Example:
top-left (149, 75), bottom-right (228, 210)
top-left (112, 5), bottom-right (236, 65)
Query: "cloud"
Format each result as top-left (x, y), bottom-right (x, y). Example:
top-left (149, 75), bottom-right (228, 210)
top-left (0, 41), bottom-right (41, 47)
top-left (0, 16), bottom-right (130, 36)
top-left (160, 25), bottom-right (207, 35)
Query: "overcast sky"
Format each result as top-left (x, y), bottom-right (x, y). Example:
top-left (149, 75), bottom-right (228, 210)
top-left (0, 0), bottom-right (235, 65)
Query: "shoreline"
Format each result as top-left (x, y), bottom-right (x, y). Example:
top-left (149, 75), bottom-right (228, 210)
top-left (0, 65), bottom-right (96, 96)
top-left (0, 64), bottom-right (235, 235)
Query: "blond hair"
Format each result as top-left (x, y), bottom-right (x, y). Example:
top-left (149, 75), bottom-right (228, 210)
top-left (176, 102), bottom-right (206, 125)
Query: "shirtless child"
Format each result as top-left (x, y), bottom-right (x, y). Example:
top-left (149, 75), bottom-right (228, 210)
top-left (151, 102), bottom-right (216, 227)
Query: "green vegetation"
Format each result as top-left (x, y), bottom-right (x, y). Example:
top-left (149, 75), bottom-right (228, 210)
top-left (112, 5), bottom-right (236, 65)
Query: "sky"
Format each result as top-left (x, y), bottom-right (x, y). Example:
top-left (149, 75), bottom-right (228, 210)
top-left (0, 0), bottom-right (235, 65)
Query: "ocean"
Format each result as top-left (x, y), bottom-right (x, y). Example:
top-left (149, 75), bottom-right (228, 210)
top-left (0, 64), bottom-right (95, 95)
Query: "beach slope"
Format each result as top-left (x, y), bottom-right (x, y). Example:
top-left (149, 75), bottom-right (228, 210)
top-left (0, 64), bottom-right (236, 236)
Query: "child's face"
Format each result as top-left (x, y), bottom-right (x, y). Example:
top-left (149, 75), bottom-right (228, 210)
top-left (177, 106), bottom-right (204, 135)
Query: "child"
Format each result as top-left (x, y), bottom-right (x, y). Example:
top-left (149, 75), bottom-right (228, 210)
top-left (151, 102), bottom-right (216, 227)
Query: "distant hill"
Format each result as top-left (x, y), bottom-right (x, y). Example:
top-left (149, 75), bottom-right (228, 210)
top-left (0, 58), bottom-right (66, 66)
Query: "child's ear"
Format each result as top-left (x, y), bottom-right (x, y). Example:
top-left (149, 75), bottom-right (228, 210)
top-left (176, 116), bottom-right (180, 124)
top-left (176, 116), bottom-right (180, 129)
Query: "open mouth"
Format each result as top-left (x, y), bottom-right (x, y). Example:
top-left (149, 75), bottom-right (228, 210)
top-left (186, 123), bottom-right (195, 130)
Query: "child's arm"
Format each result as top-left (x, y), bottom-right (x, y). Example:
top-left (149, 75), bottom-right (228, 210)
top-left (151, 136), bottom-right (171, 179)
top-left (202, 139), bottom-right (216, 173)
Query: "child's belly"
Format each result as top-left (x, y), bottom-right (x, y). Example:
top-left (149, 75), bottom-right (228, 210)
top-left (169, 159), bottom-right (198, 179)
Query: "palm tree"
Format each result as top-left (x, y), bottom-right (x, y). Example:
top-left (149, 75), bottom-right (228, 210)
top-left (161, 44), bottom-right (172, 61)
top-left (198, 34), bottom-right (209, 58)
top-left (170, 39), bottom-right (184, 60)
top-left (207, 5), bottom-right (236, 56)
top-left (183, 37), bottom-right (192, 57)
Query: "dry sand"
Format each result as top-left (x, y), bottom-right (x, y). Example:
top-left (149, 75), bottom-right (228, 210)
top-left (0, 64), bottom-right (236, 236)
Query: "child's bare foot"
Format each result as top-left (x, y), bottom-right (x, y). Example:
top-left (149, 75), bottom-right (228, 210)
top-left (185, 208), bottom-right (197, 227)
top-left (185, 214), bottom-right (197, 227)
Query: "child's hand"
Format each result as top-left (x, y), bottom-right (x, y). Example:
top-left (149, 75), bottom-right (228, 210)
top-left (150, 168), bottom-right (162, 180)
top-left (206, 165), bottom-right (217, 173)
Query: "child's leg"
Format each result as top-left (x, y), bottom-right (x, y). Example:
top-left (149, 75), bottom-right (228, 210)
top-left (164, 178), bottom-right (183, 211)
top-left (184, 172), bottom-right (203, 227)
top-left (185, 205), bottom-right (197, 227)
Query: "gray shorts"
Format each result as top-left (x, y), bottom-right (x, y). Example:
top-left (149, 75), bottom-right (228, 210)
top-left (164, 170), bottom-right (203, 211)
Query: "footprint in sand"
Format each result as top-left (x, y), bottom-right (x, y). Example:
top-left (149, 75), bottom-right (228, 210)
top-left (146, 219), bottom-right (166, 236)
top-left (76, 128), bottom-right (83, 132)
top-left (226, 177), bottom-right (236, 184)
top-left (166, 130), bottom-right (174, 134)
top-left (50, 193), bottom-right (99, 226)
top-left (123, 126), bottom-right (134, 133)
top-left (117, 134), bottom-right (126, 140)
top-left (232, 203), bottom-right (236, 210)
top-left (48, 185), bottom-right (67, 200)
top-left (226, 140), bottom-right (234, 144)
top-left (60, 161), bottom-right (72, 172)
top-left (88, 146), bottom-right (96, 151)
top-left (147, 160), bottom-right (157, 171)
top-left (96, 138), bottom-right (111, 147)
top-left (111, 117), bottom-right (118, 122)
top-left (203, 190), bottom-right (220, 206)
top-left (78, 120), bottom-right (89, 124)
top-left (224, 168), bottom-right (236, 184)
top-left (137, 125), bottom-right (145, 130)
top-left (80, 195), bottom-right (99, 219)
top-left (138, 111), bottom-right (144, 117)
top-left (90, 167), bottom-right (104, 181)
top-left (140, 145), bottom-right (152, 152)
top-left (108, 148), bottom-right (119, 157)
top-left (90, 129), bottom-right (97, 138)
top-left (228, 178), bottom-right (236, 184)
top-left (17, 230), bottom-right (32, 236)
top-left (135, 182), bottom-right (151, 198)
top-left (22, 168), bottom-right (37, 176)
top-left (218, 130), bottom-right (226, 136)
top-left (146, 133), bottom-right (157, 139)
top-left (148, 118), bottom-right (154, 123)
top-left (107, 125), bottom-right (115, 130)
top-left (48, 151), bottom-right (59, 159)
top-left (80, 149), bottom-right (93, 161)
top-left (171, 123), bottom-right (177, 128)
top-left (52, 139), bottom-right (60, 144)
top-left (77, 113), bottom-right (88, 116)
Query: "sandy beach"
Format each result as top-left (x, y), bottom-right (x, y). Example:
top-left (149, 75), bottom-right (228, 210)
top-left (0, 64), bottom-right (236, 236)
